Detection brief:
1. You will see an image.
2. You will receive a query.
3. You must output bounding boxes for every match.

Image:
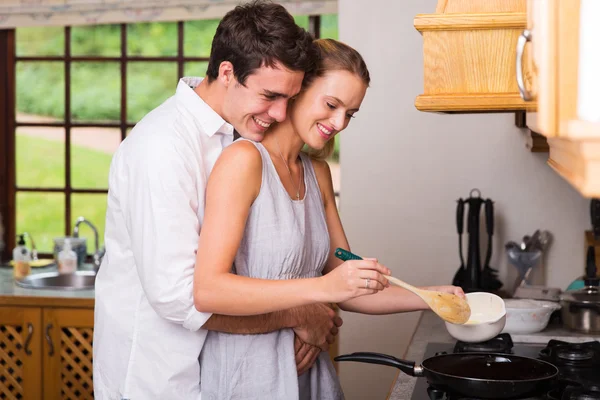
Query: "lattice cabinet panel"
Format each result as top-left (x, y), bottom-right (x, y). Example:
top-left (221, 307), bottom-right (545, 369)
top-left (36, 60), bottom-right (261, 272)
top-left (60, 327), bottom-right (93, 399)
top-left (42, 309), bottom-right (94, 400)
top-left (0, 307), bottom-right (42, 400)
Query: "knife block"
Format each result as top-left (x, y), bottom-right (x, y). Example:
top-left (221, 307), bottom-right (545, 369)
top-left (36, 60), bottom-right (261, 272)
top-left (584, 231), bottom-right (600, 277)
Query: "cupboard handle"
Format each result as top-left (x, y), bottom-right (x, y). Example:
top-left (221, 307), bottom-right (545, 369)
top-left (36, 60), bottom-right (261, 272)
top-left (516, 29), bottom-right (533, 101)
top-left (23, 323), bottom-right (33, 355)
top-left (45, 323), bottom-right (54, 356)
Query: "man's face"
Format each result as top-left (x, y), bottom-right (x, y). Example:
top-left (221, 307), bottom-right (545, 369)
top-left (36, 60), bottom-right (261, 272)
top-left (222, 63), bottom-right (304, 142)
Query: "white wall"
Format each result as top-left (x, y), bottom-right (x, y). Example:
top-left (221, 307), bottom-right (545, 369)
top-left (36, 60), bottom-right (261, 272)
top-left (337, 1), bottom-right (590, 399)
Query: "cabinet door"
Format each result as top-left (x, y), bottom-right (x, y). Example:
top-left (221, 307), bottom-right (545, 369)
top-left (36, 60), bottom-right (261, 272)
top-left (0, 307), bottom-right (42, 400)
top-left (42, 308), bottom-right (94, 400)
top-left (522, 0), bottom-right (558, 136)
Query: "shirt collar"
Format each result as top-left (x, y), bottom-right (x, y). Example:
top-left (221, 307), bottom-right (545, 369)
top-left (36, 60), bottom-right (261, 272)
top-left (176, 77), bottom-right (234, 138)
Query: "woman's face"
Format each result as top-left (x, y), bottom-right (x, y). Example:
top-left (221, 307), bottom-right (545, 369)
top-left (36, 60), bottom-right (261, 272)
top-left (290, 70), bottom-right (367, 150)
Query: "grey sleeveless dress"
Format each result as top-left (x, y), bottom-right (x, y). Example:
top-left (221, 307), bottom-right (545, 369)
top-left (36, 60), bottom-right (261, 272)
top-left (199, 140), bottom-right (344, 400)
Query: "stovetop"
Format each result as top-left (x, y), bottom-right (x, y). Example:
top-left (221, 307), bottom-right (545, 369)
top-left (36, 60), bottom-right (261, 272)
top-left (410, 333), bottom-right (600, 400)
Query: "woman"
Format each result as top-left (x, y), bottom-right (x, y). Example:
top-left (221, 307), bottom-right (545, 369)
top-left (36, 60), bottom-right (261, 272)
top-left (194, 39), bottom-right (463, 399)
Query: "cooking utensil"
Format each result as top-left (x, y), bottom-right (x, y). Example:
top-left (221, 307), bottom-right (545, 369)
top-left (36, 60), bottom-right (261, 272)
top-left (506, 247), bottom-right (542, 294)
top-left (591, 199), bottom-right (600, 240)
top-left (452, 189), bottom-right (502, 293)
top-left (334, 248), bottom-right (471, 324)
top-left (465, 190), bottom-right (484, 291)
top-left (452, 198), bottom-right (466, 287)
top-left (334, 352), bottom-right (558, 399)
top-left (501, 299), bottom-right (561, 334)
top-left (481, 199), bottom-right (502, 291)
top-left (445, 292), bottom-right (506, 342)
top-left (560, 245), bottom-right (600, 333)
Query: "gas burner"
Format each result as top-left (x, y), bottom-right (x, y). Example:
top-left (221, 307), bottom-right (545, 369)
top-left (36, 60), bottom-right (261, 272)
top-left (561, 385), bottom-right (600, 400)
top-left (426, 384), bottom-right (545, 400)
top-left (454, 333), bottom-right (514, 354)
top-left (539, 340), bottom-right (600, 368)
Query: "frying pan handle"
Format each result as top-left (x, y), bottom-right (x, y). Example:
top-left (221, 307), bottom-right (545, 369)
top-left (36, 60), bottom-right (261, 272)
top-left (334, 352), bottom-right (422, 376)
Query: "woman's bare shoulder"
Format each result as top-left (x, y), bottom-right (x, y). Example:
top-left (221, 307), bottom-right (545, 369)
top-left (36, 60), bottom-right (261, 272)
top-left (215, 140), bottom-right (263, 171)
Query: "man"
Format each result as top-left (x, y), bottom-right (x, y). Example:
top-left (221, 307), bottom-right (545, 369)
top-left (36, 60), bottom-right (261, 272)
top-left (93, 2), bottom-right (342, 398)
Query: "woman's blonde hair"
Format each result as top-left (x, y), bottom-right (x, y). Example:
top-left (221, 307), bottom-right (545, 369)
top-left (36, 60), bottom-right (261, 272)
top-left (301, 39), bottom-right (370, 161)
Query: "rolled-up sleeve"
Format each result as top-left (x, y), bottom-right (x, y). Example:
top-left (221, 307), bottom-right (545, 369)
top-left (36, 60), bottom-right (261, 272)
top-left (120, 135), bottom-right (212, 331)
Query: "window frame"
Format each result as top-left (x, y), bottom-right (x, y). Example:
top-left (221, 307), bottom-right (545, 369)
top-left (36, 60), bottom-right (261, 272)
top-left (0, 16), bottom-right (324, 260)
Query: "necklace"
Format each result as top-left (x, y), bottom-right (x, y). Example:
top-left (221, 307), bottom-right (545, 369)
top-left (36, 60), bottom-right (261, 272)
top-left (274, 136), bottom-right (302, 201)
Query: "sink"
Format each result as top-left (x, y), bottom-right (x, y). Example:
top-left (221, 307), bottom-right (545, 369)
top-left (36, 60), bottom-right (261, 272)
top-left (15, 271), bottom-right (96, 290)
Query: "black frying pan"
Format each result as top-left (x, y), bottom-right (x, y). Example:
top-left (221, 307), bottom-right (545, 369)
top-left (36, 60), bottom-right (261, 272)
top-left (335, 352), bottom-right (558, 399)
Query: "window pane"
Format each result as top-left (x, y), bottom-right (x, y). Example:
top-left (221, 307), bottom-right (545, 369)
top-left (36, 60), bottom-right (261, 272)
top-left (71, 194), bottom-right (107, 249)
top-left (127, 62), bottom-right (177, 123)
top-left (71, 62), bottom-right (120, 123)
top-left (16, 192), bottom-right (65, 254)
top-left (71, 128), bottom-right (119, 189)
top-left (294, 16), bottom-right (309, 30)
top-left (184, 62), bottom-right (208, 78)
top-left (321, 15), bottom-right (339, 40)
top-left (72, 24), bottom-right (121, 57)
top-left (184, 20), bottom-right (219, 57)
top-left (16, 62), bottom-right (64, 121)
top-left (16, 26), bottom-right (64, 56)
top-left (127, 22), bottom-right (177, 57)
top-left (16, 127), bottom-right (65, 188)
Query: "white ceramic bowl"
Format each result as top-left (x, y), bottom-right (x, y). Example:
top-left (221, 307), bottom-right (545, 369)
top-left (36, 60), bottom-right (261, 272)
top-left (445, 292), bottom-right (507, 343)
top-left (501, 299), bottom-right (561, 334)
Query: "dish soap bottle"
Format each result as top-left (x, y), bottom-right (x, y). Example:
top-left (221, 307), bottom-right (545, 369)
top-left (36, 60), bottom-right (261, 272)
top-left (13, 234), bottom-right (31, 280)
top-left (58, 238), bottom-right (77, 274)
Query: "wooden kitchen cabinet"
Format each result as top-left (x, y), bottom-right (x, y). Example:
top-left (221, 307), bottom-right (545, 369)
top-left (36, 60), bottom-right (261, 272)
top-left (521, 0), bottom-right (600, 139)
top-left (0, 306), bottom-right (42, 400)
top-left (414, 0), bottom-right (531, 112)
top-left (415, 0), bottom-right (600, 197)
top-left (42, 308), bottom-right (94, 400)
top-left (0, 301), bottom-right (94, 400)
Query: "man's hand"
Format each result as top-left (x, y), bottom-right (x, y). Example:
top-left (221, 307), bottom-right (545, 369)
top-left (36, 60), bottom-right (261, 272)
top-left (292, 303), bottom-right (343, 351)
top-left (294, 335), bottom-right (321, 376)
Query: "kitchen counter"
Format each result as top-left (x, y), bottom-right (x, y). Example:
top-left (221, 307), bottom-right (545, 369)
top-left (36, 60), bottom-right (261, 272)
top-left (387, 310), bottom-right (600, 400)
top-left (0, 263), bottom-right (94, 308)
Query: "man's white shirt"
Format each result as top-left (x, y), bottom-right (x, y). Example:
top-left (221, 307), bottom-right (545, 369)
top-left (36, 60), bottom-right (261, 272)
top-left (93, 77), bottom-right (233, 399)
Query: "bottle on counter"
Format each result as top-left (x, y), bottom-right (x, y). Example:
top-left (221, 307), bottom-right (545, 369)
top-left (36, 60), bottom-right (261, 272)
top-left (13, 234), bottom-right (31, 280)
top-left (58, 238), bottom-right (77, 274)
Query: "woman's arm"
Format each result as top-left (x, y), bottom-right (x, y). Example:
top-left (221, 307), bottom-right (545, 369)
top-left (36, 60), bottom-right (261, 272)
top-left (311, 159), bottom-right (463, 315)
top-left (193, 141), bottom-right (390, 316)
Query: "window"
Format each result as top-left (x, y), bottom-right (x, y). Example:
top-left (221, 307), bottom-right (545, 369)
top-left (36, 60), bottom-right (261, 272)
top-left (0, 15), bottom-right (339, 259)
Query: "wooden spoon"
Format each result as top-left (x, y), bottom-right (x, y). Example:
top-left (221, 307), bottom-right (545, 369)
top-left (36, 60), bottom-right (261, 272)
top-left (334, 248), bottom-right (471, 324)
top-left (383, 274), bottom-right (471, 324)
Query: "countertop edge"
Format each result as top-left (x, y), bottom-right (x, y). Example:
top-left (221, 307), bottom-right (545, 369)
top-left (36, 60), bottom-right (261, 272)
top-left (0, 294), bottom-right (94, 308)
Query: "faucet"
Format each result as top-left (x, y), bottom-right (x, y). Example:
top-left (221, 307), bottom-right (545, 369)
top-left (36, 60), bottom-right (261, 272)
top-left (73, 217), bottom-right (105, 273)
top-left (23, 232), bottom-right (38, 261)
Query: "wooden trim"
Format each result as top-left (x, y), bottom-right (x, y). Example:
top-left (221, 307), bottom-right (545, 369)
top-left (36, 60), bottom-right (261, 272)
top-left (414, 12), bottom-right (526, 31)
top-left (547, 138), bottom-right (600, 197)
top-left (16, 188), bottom-right (108, 194)
top-left (525, 131), bottom-right (549, 153)
top-left (415, 93), bottom-right (532, 112)
top-left (16, 56), bottom-right (209, 62)
top-left (308, 15), bottom-right (321, 38)
top-left (0, 30), bottom-right (16, 261)
top-left (557, 0), bottom-right (581, 127)
top-left (65, 26), bottom-right (72, 236)
top-left (17, 121), bottom-right (135, 128)
top-left (0, 295), bottom-right (94, 308)
top-left (121, 24), bottom-right (128, 142)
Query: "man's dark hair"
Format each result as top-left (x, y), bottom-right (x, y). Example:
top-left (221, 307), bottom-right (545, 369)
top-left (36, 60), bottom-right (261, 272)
top-left (205, 0), bottom-right (316, 85)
